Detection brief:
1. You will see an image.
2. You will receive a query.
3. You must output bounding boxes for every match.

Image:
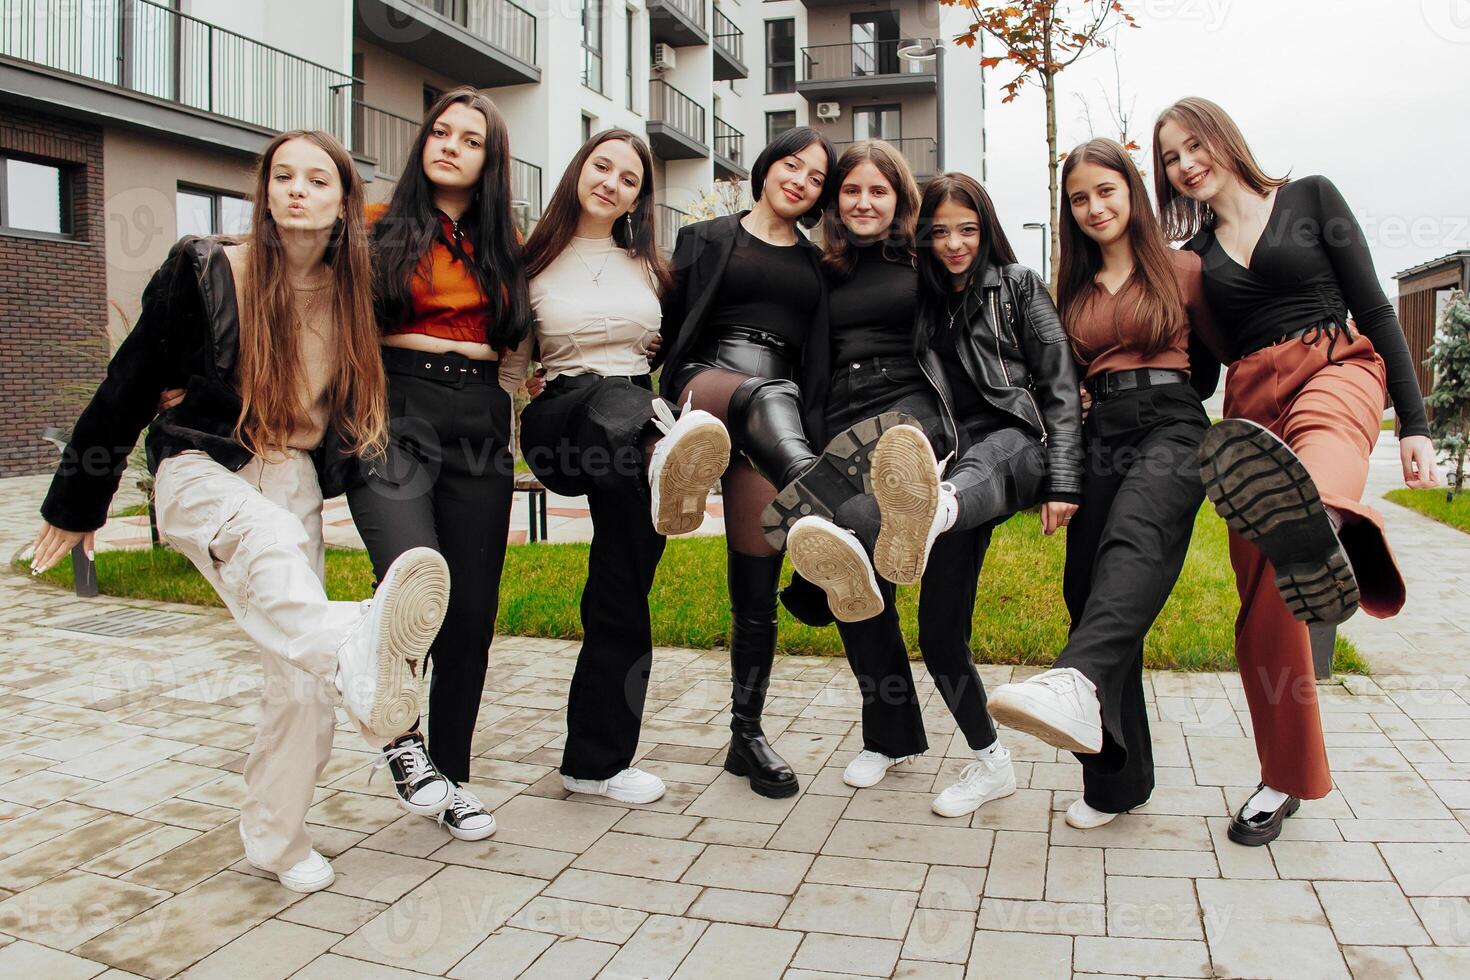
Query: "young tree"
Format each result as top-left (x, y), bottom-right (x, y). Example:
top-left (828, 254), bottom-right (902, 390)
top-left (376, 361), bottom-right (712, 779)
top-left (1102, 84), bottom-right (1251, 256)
top-left (946, 0), bottom-right (1136, 284)
top-left (1426, 289), bottom-right (1470, 500)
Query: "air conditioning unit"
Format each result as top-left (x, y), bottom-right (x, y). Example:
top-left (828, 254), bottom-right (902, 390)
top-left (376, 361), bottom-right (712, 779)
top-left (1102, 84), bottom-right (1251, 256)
top-left (652, 43), bottom-right (676, 72)
top-left (816, 102), bottom-right (841, 121)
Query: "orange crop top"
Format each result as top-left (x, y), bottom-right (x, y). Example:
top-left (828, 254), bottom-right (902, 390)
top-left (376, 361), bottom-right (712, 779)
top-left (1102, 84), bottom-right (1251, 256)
top-left (367, 203), bottom-right (492, 344)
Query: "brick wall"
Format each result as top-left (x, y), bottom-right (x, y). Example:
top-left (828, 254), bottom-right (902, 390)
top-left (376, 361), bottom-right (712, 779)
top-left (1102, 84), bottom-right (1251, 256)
top-left (0, 105), bottom-right (109, 477)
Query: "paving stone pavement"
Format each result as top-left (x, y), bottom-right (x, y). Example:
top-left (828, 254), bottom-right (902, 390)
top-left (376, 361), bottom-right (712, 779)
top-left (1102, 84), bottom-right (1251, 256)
top-left (2, 435), bottom-right (1469, 979)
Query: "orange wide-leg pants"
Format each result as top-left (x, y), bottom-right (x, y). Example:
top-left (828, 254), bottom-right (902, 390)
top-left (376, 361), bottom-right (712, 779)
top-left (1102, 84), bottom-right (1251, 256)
top-left (1222, 330), bottom-right (1405, 800)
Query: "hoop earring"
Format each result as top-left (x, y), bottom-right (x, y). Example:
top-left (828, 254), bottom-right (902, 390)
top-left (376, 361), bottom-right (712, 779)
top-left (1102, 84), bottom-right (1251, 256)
top-left (625, 211), bottom-right (634, 237)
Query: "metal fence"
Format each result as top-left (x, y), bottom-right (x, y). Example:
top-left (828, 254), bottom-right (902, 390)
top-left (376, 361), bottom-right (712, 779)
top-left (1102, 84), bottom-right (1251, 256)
top-left (510, 156), bottom-right (542, 227)
top-left (713, 116), bottom-right (744, 167)
top-left (656, 203), bottom-right (689, 253)
top-left (712, 6), bottom-right (741, 62)
top-left (649, 78), bottom-right (705, 145)
top-left (800, 39), bottom-right (935, 83)
top-left (835, 136), bottom-right (938, 177)
top-left (410, 0), bottom-right (538, 66)
top-left (653, 0), bottom-right (706, 32)
top-left (1, 0), bottom-right (354, 139)
top-left (353, 103), bottom-right (418, 179)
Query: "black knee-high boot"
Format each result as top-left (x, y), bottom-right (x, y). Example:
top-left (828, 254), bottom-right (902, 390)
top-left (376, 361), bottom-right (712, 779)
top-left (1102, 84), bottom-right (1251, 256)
top-left (727, 377), bottom-right (817, 490)
top-left (725, 549), bottom-right (799, 798)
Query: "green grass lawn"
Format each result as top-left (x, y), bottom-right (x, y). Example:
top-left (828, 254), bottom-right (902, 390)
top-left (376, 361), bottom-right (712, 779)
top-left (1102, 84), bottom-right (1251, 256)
top-left (21, 504), bottom-right (1367, 673)
top-left (1385, 487), bottom-right (1470, 534)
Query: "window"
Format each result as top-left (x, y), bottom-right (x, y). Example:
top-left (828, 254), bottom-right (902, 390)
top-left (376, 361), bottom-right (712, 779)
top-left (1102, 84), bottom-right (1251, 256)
top-left (582, 0), bottom-right (604, 92)
top-left (582, 114), bottom-right (596, 144)
top-left (851, 12), bottom-right (899, 76)
top-left (177, 186), bottom-right (252, 238)
top-left (423, 85), bottom-right (443, 116)
top-left (765, 19), bottom-right (794, 94)
top-left (625, 6), bottom-right (636, 111)
top-left (0, 157), bottom-right (69, 236)
top-left (765, 110), bottom-right (796, 144)
top-left (852, 105), bottom-right (900, 142)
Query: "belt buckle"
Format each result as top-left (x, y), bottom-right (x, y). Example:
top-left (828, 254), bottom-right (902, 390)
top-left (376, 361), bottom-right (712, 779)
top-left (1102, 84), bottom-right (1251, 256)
top-left (439, 350), bottom-right (469, 389)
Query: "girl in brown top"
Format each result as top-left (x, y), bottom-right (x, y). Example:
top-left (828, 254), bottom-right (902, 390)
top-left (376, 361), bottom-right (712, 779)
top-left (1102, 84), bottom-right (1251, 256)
top-left (987, 139), bottom-right (1229, 830)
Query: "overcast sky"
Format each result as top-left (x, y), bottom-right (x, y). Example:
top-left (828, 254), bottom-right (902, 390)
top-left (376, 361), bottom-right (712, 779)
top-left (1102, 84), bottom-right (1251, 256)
top-left (970, 0), bottom-right (1470, 298)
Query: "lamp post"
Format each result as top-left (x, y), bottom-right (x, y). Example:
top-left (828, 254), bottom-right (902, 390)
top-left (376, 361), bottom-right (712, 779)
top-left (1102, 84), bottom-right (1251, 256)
top-left (1023, 221), bottom-right (1049, 282)
top-left (896, 38), bottom-right (944, 173)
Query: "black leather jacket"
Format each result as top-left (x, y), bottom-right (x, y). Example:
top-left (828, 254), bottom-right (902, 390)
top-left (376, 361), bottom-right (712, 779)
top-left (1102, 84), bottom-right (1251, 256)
top-left (41, 236), bottom-right (358, 533)
top-left (916, 262), bottom-right (1084, 502)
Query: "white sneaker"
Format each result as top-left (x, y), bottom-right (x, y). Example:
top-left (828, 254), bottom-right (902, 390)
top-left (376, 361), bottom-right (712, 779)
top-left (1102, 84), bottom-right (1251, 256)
top-left (374, 731), bottom-right (453, 816)
top-left (335, 547), bottom-right (450, 741)
top-left (872, 425), bottom-right (951, 584)
top-left (787, 517), bottom-right (884, 623)
top-left (1065, 796), bottom-right (1134, 829)
top-left (439, 785), bottom-right (497, 841)
top-left (988, 667), bottom-right (1103, 754)
top-left (932, 745), bottom-right (1017, 818)
top-left (842, 750), bottom-right (915, 789)
top-left (265, 849), bottom-right (335, 893)
top-left (648, 397), bottom-right (730, 536)
top-left (563, 767), bottom-right (667, 804)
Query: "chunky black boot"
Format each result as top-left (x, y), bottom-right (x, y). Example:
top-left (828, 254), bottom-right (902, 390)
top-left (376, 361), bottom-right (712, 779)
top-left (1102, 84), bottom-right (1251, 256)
top-left (724, 550), bottom-right (799, 798)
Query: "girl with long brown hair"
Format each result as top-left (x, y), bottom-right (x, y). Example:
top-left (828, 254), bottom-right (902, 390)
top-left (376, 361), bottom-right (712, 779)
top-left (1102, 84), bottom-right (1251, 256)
top-left (1152, 97), bottom-right (1438, 844)
top-left (28, 130), bottom-right (449, 893)
top-left (987, 138), bottom-right (1227, 830)
top-left (345, 86), bottom-right (534, 841)
top-left (500, 130), bottom-right (729, 804)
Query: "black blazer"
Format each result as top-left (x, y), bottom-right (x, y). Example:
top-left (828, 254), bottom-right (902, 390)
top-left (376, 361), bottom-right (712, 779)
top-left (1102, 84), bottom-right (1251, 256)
top-left (655, 212), bottom-right (831, 440)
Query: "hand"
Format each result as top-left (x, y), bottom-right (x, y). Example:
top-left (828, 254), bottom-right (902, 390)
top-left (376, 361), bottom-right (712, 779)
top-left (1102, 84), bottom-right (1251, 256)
top-left (1400, 434), bottom-right (1441, 489)
top-left (525, 368), bottom-right (547, 399)
top-left (645, 334), bottom-right (663, 364)
top-left (25, 522), bottom-right (95, 576)
top-left (158, 388), bottom-right (186, 412)
top-left (1040, 501), bottom-right (1078, 536)
top-left (1079, 384), bottom-right (1092, 421)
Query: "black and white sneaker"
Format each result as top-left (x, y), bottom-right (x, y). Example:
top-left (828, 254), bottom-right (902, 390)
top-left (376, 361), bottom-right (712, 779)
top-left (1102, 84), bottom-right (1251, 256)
top-left (439, 784), bottom-right (497, 841)
top-left (1198, 418), bottom-right (1359, 625)
top-left (374, 731), bottom-right (453, 816)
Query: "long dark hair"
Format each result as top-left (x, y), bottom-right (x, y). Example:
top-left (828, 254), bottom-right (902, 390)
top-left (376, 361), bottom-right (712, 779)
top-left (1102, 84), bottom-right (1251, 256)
top-left (749, 125), bottom-right (838, 229)
top-left (1058, 138), bottom-right (1187, 358)
top-left (1151, 96), bottom-right (1287, 241)
top-left (523, 129), bottom-right (671, 294)
top-left (234, 130), bottom-right (386, 460)
top-left (820, 139), bottom-right (920, 280)
top-left (371, 86), bottom-right (532, 349)
top-left (916, 172), bottom-right (1018, 310)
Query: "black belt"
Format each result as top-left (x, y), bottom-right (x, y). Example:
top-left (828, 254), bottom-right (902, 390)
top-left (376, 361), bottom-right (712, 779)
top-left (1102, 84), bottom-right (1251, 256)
top-left (836, 354), bottom-right (919, 375)
top-left (1084, 368), bottom-right (1190, 401)
top-left (383, 346), bottom-right (498, 387)
top-left (714, 326), bottom-right (800, 360)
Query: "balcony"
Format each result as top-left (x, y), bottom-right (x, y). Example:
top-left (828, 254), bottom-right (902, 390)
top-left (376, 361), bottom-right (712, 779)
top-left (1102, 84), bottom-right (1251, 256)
top-left (656, 203), bottom-right (690, 254)
top-left (0, 0), bottom-right (354, 155)
top-left (354, 0), bottom-right (539, 88)
top-left (797, 39), bottom-right (937, 101)
top-left (834, 136), bottom-right (938, 180)
top-left (646, 79), bottom-right (707, 161)
top-left (647, 0), bottom-right (708, 49)
top-left (712, 8), bottom-right (748, 81)
top-left (713, 116), bottom-right (747, 181)
top-left (353, 104), bottom-right (418, 180)
top-left (510, 156), bottom-right (542, 232)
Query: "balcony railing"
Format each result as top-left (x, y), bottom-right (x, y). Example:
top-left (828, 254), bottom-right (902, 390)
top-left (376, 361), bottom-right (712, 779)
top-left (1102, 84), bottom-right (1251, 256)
top-left (648, 78), bottom-right (705, 145)
top-left (1, 0), bottom-right (354, 139)
top-left (652, 0), bottom-right (707, 32)
top-left (713, 116), bottom-right (744, 167)
top-left (353, 103), bottom-right (418, 179)
top-left (510, 156), bottom-right (542, 228)
top-left (713, 7), bottom-right (743, 63)
top-left (656, 203), bottom-right (690, 253)
top-left (801, 39), bottom-right (935, 83)
top-left (835, 136), bottom-right (938, 178)
top-left (409, 0), bottom-right (538, 67)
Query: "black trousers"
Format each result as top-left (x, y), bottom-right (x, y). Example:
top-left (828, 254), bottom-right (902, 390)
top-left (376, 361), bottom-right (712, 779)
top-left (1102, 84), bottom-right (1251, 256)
top-left (1056, 382), bottom-right (1208, 813)
top-left (521, 374), bottom-right (666, 780)
top-left (346, 363), bottom-right (514, 784)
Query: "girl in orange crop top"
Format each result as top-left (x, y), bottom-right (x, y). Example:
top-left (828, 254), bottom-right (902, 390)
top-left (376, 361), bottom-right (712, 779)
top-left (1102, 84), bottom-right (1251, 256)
top-left (347, 87), bottom-right (533, 842)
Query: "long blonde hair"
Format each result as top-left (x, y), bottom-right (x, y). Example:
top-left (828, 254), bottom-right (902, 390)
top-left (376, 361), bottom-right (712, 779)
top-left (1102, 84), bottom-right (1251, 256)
top-left (234, 130), bottom-right (387, 460)
top-left (1151, 97), bottom-right (1287, 242)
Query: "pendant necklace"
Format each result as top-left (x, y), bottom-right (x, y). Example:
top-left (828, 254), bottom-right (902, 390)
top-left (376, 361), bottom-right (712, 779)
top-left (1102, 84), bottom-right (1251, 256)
top-left (570, 240), bottom-right (612, 287)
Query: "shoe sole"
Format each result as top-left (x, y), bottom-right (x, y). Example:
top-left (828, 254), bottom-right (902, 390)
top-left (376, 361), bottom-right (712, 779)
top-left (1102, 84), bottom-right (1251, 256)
top-left (787, 521), bottom-right (884, 624)
top-left (762, 411), bottom-right (917, 551)
top-left (988, 688), bottom-right (1103, 755)
top-left (248, 858), bottom-right (335, 893)
top-left (1199, 419), bottom-right (1359, 625)
top-left (653, 419), bottom-right (731, 536)
top-left (872, 425), bottom-right (940, 585)
top-left (368, 547), bottom-right (450, 740)
top-left (445, 816), bottom-right (497, 842)
top-left (564, 782), bottom-right (668, 805)
top-left (395, 785), bottom-right (454, 817)
top-left (1226, 797), bottom-right (1301, 846)
top-left (723, 750), bottom-right (800, 799)
top-left (931, 778), bottom-right (1016, 818)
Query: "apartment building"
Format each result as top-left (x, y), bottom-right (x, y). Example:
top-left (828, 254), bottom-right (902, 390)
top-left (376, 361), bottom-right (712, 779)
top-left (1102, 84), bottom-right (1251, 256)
top-left (0, 0), bottom-right (981, 473)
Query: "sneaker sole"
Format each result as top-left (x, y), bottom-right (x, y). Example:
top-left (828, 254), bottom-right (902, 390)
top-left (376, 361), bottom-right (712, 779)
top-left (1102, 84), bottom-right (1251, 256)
top-left (762, 411), bottom-right (917, 551)
top-left (932, 777), bottom-right (1016, 818)
top-left (369, 547), bottom-right (450, 739)
top-left (396, 785), bottom-right (454, 817)
top-left (1064, 804), bottom-right (1120, 830)
top-left (989, 688), bottom-right (1103, 755)
top-left (247, 857), bottom-right (335, 893)
top-left (654, 420), bottom-right (731, 536)
top-left (1198, 419), bottom-right (1359, 625)
top-left (872, 425), bottom-right (940, 585)
top-left (565, 782), bottom-right (668, 805)
top-left (787, 521), bottom-right (884, 624)
top-left (445, 815), bottom-right (497, 842)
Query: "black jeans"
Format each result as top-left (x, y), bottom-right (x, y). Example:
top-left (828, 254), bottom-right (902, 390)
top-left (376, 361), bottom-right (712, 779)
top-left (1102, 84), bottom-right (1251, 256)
top-left (521, 374), bottom-right (667, 779)
top-left (347, 360), bottom-right (514, 784)
top-left (1057, 382), bottom-right (1208, 812)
